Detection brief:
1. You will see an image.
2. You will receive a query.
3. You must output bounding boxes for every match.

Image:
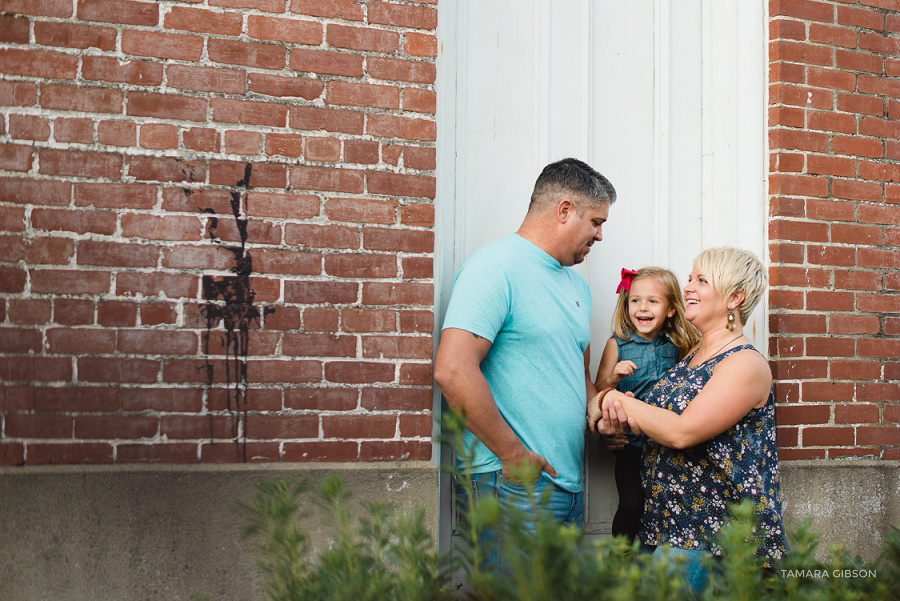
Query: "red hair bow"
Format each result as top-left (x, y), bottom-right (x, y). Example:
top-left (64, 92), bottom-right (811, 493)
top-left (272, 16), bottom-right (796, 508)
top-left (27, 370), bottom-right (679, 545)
top-left (616, 268), bottom-right (637, 294)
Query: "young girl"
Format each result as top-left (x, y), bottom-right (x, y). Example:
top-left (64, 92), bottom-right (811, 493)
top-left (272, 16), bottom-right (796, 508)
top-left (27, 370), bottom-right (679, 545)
top-left (590, 267), bottom-right (698, 542)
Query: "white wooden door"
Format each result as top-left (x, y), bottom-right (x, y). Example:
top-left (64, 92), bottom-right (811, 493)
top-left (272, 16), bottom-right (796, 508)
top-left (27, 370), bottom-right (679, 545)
top-left (436, 0), bottom-right (767, 537)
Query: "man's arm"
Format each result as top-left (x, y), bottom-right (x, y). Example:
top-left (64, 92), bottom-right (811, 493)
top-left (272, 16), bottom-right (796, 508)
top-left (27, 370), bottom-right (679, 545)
top-left (434, 327), bottom-right (558, 480)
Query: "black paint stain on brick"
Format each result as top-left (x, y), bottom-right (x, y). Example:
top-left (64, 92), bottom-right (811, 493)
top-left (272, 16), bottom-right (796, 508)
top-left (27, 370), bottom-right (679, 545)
top-left (200, 163), bottom-right (260, 461)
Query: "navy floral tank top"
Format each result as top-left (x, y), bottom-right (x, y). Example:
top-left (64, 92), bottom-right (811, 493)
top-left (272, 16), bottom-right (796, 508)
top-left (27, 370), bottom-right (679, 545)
top-left (639, 344), bottom-right (788, 565)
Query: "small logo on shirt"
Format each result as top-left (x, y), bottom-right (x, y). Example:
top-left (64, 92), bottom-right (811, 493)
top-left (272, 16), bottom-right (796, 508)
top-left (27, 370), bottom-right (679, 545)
top-left (575, 301), bottom-right (580, 307)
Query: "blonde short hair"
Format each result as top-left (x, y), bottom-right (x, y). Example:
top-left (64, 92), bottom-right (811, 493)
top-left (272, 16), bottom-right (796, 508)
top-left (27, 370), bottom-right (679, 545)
top-left (692, 247), bottom-right (767, 325)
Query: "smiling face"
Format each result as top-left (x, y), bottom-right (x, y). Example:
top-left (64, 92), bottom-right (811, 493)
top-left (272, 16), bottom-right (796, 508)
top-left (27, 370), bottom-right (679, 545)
top-left (683, 269), bottom-right (729, 330)
top-left (627, 277), bottom-right (676, 340)
top-left (560, 200), bottom-right (609, 266)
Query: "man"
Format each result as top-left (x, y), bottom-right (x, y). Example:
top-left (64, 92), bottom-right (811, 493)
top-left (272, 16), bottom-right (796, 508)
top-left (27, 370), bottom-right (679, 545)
top-left (434, 158), bottom-right (616, 528)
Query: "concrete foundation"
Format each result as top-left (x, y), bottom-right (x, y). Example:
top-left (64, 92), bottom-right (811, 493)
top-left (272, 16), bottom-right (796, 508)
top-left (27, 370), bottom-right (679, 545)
top-left (0, 462), bottom-right (439, 601)
top-left (780, 460), bottom-right (900, 563)
top-left (0, 460), bottom-right (897, 600)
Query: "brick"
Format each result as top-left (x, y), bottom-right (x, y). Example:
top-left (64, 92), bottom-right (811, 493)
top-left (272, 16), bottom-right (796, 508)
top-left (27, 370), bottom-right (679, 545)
top-left (164, 6), bottom-right (243, 35)
top-left (857, 426), bottom-right (900, 446)
top-left (0, 268), bottom-right (26, 293)
top-left (98, 121), bottom-right (137, 147)
top-left (0, 81), bottom-right (36, 107)
top-left (127, 92), bottom-right (207, 122)
top-left (284, 223), bottom-right (360, 249)
top-left (327, 24), bottom-right (398, 53)
top-left (118, 444), bottom-right (198, 463)
top-left (859, 204), bottom-right (900, 225)
top-left (284, 280), bottom-right (358, 304)
top-left (362, 335), bottom-right (431, 359)
top-left (368, 114), bottom-right (436, 141)
top-left (290, 106), bottom-right (364, 134)
top-left (34, 386), bottom-right (118, 412)
top-left (9, 115), bottom-right (50, 142)
top-left (159, 415), bottom-right (235, 440)
top-left (326, 198), bottom-right (396, 224)
top-left (78, 357), bottom-right (159, 383)
top-left (837, 5), bottom-right (884, 30)
top-left (183, 128), bottom-right (219, 152)
top-left (122, 214), bottom-right (202, 241)
top-left (208, 38), bottom-right (285, 70)
top-left (201, 442), bottom-right (281, 463)
top-left (833, 180), bottom-right (884, 202)
top-left (75, 183), bottom-right (156, 210)
top-left (837, 93), bottom-right (884, 116)
top-left (836, 50), bottom-right (883, 74)
top-left (285, 387), bottom-right (358, 411)
top-left (344, 140), bottom-right (379, 164)
top-left (32, 208), bottom-right (116, 235)
top-left (41, 84), bottom-right (123, 114)
top-left (210, 0), bottom-right (285, 12)
top-left (128, 157), bottom-right (206, 183)
top-left (75, 415), bottom-right (159, 440)
top-left (0, 329), bottom-right (42, 353)
top-left (263, 133), bottom-right (303, 158)
top-left (167, 65), bottom-right (245, 94)
top-left (364, 228), bottom-right (432, 253)
top-left (0, 357), bottom-right (72, 382)
top-left (809, 24), bottom-right (857, 48)
top-left (807, 156), bottom-right (855, 179)
top-left (771, 129), bottom-right (831, 153)
top-left (860, 248), bottom-right (900, 269)
top-left (282, 333), bottom-right (356, 357)
top-left (140, 303), bottom-right (178, 326)
top-left (253, 248), bottom-right (321, 276)
top-left (252, 359), bottom-right (322, 384)
top-left (326, 81), bottom-right (399, 109)
top-left (401, 204), bottom-right (434, 227)
top-left (770, 40), bottom-right (833, 66)
top-left (305, 137), bottom-right (341, 162)
top-left (806, 110), bottom-right (854, 134)
top-left (212, 99), bottom-right (288, 127)
top-left (118, 330), bottom-right (198, 356)
top-left (858, 160), bottom-right (899, 183)
top-left (402, 88), bottom-right (436, 114)
top-left (224, 130), bottom-right (262, 155)
top-left (163, 245), bottom-right (236, 270)
top-left (0, 15), bottom-right (27, 44)
top-left (324, 253), bottom-right (396, 278)
top-left (830, 314), bottom-right (881, 336)
top-left (282, 441), bottom-right (358, 462)
top-left (0, 48), bottom-right (79, 79)
top-left (858, 75), bottom-right (900, 97)
top-left (246, 191), bottom-right (319, 219)
top-left (122, 30), bottom-right (203, 61)
top-left (367, 171), bottom-right (435, 199)
top-left (290, 48), bottom-right (363, 77)
top-left (291, 166), bottom-right (364, 194)
top-left (301, 307), bottom-right (339, 331)
top-left (832, 360), bottom-right (883, 380)
top-left (249, 415), bottom-right (319, 440)
top-left (78, 240), bottom-right (159, 268)
top-left (857, 294), bottom-right (900, 314)
top-left (405, 32), bottom-right (437, 57)
top-left (860, 117), bottom-right (900, 139)
top-left (47, 328), bottom-right (115, 354)
top-left (206, 388), bottom-right (281, 412)
top-left (832, 224), bottom-right (882, 246)
top-left (362, 387), bottom-right (430, 412)
top-left (6, 414), bottom-right (73, 438)
top-left (116, 273), bottom-right (198, 298)
top-left (769, 313), bottom-right (827, 335)
top-left (323, 414), bottom-right (396, 439)
top-left (55, 118), bottom-right (94, 144)
top-left (140, 123), bottom-right (179, 150)
top-left (33, 21), bottom-right (117, 50)
top-left (360, 440), bottom-right (429, 461)
top-left (77, 0), bottom-right (158, 25)
top-left (248, 15), bottom-right (322, 44)
top-left (0, 143), bottom-right (34, 172)
top-left (399, 310), bottom-right (432, 333)
top-left (0, 0), bottom-right (72, 17)
top-left (27, 443), bottom-right (113, 465)
top-left (857, 382), bottom-right (899, 403)
top-left (290, 0), bottom-right (362, 21)
top-left (769, 219), bottom-right (828, 242)
top-left (8, 299), bottom-right (52, 325)
top-left (0, 206), bottom-right (26, 232)
top-left (341, 308), bottom-right (395, 333)
top-left (53, 299), bottom-right (96, 326)
top-left (249, 74), bottom-right (322, 99)
top-left (399, 362), bottom-right (431, 385)
top-left (83, 56), bottom-right (164, 86)
top-left (98, 300), bottom-right (137, 326)
top-left (368, 1), bottom-right (437, 30)
top-left (768, 174), bottom-right (829, 198)
top-left (833, 136), bottom-right (883, 159)
top-left (775, 404), bottom-right (830, 425)
top-left (776, 425), bottom-right (799, 447)
top-left (803, 426), bottom-right (854, 446)
top-left (860, 31), bottom-right (899, 54)
top-left (807, 244), bottom-right (856, 267)
top-left (806, 336), bottom-right (855, 357)
top-left (362, 282), bottom-right (432, 306)
top-left (209, 161), bottom-right (287, 188)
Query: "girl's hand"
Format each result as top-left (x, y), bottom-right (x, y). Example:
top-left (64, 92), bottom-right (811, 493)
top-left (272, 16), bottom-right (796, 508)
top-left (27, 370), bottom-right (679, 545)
top-left (609, 360), bottom-right (637, 385)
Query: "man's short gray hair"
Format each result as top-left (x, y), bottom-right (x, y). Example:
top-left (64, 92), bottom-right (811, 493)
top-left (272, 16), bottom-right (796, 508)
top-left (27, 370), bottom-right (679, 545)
top-left (528, 158), bottom-right (616, 214)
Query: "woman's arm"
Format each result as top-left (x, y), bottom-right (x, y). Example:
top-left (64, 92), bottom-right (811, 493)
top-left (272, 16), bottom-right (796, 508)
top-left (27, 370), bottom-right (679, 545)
top-left (602, 349), bottom-right (772, 449)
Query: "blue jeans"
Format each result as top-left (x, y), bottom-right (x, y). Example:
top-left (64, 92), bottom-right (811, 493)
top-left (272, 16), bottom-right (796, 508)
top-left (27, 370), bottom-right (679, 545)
top-left (454, 470), bottom-right (584, 569)
top-left (648, 545), bottom-right (709, 594)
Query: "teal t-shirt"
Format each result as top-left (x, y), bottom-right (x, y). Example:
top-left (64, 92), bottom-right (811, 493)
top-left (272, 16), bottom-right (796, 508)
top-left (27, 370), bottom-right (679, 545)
top-left (441, 234), bottom-right (592, 492)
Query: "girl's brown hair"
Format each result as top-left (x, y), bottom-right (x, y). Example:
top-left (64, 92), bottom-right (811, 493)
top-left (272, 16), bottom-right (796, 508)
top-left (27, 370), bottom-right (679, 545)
top-left (611, 266), bottom-right (700, 360)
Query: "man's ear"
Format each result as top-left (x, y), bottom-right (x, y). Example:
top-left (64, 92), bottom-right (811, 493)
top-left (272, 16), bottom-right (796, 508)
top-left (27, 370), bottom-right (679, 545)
top-left (557, 198), bottom-right (575, 224)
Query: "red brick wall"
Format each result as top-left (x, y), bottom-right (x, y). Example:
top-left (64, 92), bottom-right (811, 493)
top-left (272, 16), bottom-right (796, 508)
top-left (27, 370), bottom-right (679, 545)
top-left (768, 0), bottom-right (899, 460)
top-left (0, 0), bottom-right (437, 465)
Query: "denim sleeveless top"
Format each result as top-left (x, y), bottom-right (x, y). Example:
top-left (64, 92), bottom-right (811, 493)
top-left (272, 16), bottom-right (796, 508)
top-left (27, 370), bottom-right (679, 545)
top-left (615, 332), bottom-right (678, 446)
top-left (639, 344), bottom-right (788, 566)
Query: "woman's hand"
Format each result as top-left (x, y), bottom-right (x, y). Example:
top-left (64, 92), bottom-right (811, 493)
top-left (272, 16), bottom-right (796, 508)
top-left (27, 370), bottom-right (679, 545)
top-left (602, 391), bottom-right (642, 437)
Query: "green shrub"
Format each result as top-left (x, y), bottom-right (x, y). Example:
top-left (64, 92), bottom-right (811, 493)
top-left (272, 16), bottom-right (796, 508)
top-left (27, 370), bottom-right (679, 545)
top-left (237, 412), bottom-right (899, 600)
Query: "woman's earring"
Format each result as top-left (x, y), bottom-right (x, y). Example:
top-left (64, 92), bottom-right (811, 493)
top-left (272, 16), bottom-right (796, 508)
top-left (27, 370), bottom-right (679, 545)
top-left (727, 310), bottom-right (736, 331)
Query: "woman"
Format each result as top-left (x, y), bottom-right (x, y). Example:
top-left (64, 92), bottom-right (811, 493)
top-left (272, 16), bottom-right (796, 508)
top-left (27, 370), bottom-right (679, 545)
top-left (588, 247), bottom-right (788, 591)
